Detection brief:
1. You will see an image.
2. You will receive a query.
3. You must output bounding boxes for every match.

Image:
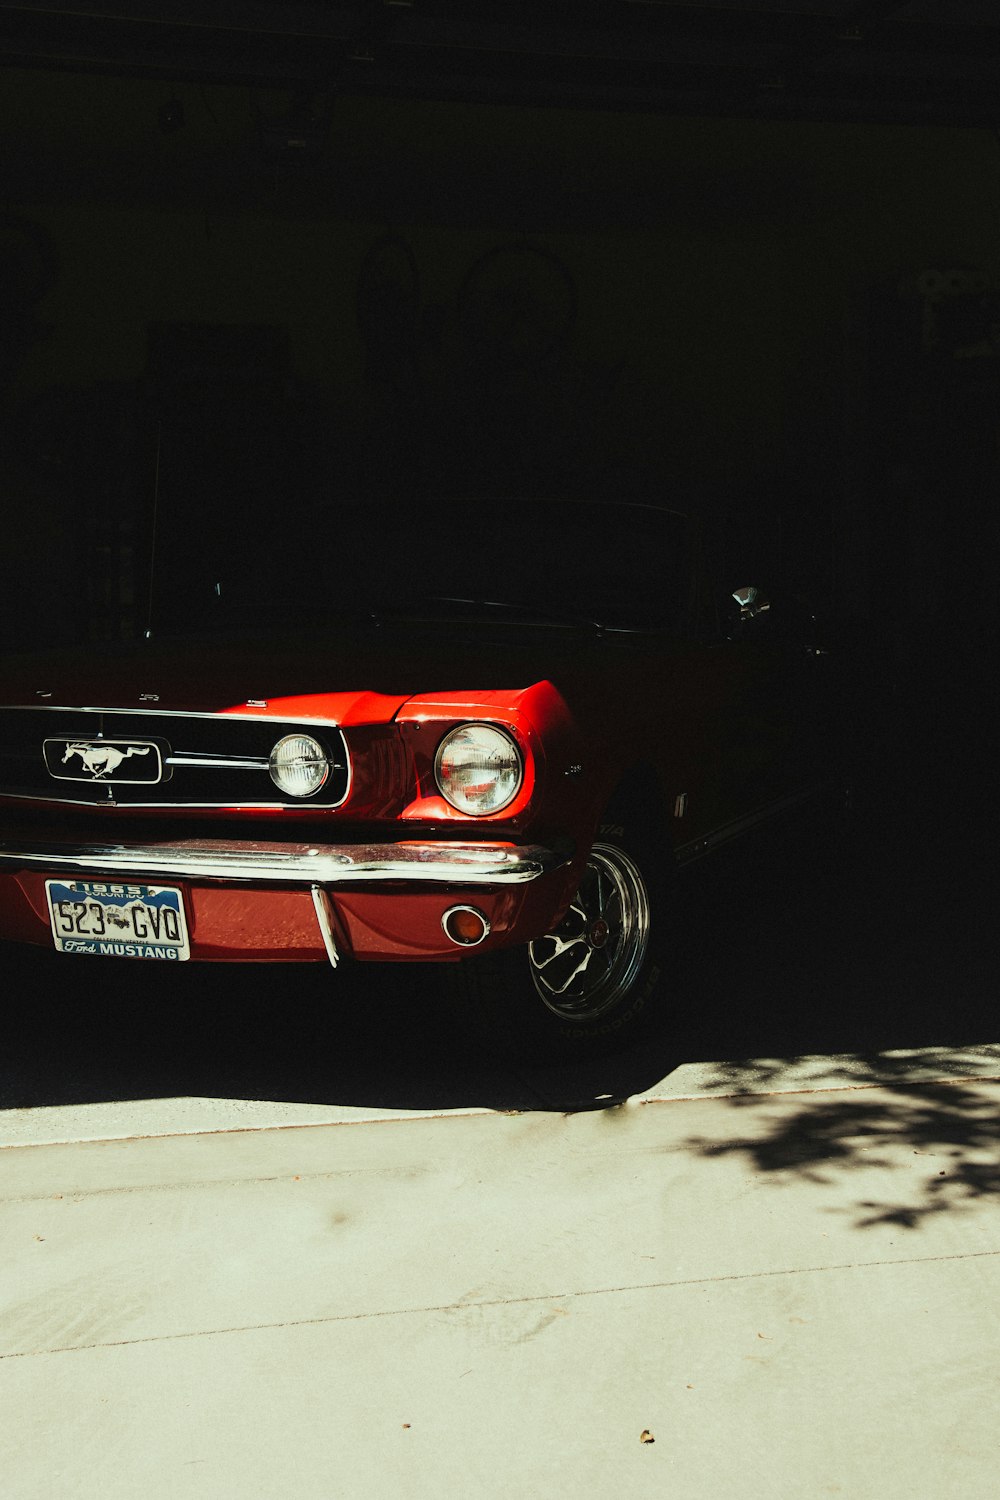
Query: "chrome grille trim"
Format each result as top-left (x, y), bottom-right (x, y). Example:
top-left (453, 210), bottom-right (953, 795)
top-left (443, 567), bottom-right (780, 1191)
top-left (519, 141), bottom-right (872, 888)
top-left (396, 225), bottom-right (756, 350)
top-left (164, 754), bottom-right (271, 770)
top-left (0, 794), bottom-right (321, 810)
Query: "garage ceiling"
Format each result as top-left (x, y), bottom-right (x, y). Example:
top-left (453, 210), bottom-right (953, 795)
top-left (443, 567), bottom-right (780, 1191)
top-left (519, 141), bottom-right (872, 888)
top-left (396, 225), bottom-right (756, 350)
top-left (1, 0), bottom-right (1000, 127)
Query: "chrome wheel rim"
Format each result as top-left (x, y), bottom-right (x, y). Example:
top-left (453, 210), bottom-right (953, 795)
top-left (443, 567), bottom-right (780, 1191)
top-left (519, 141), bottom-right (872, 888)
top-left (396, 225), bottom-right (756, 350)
top-left (527, 842), bottom-right (651, 1023)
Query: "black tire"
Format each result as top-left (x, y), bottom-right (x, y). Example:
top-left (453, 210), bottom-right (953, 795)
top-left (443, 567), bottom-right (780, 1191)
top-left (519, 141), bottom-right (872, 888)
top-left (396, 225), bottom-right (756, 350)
top-left (453, 809), bottom-right (676, 1059)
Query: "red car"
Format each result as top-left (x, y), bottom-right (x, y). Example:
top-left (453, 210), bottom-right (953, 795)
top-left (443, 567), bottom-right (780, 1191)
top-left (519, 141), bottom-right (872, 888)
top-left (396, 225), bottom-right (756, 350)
top-left (0, 501), bottom-right (839, 1052)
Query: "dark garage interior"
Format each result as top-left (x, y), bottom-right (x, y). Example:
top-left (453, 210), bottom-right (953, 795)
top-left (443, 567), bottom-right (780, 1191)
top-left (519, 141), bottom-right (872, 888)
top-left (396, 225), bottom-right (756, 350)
top-left (0, 0), bottom-right (998, 1107)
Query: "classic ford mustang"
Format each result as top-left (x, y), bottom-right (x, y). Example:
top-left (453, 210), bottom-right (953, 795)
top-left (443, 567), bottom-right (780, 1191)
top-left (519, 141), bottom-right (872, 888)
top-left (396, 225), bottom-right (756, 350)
top-left (0, 499), bottom-right (840, 1052)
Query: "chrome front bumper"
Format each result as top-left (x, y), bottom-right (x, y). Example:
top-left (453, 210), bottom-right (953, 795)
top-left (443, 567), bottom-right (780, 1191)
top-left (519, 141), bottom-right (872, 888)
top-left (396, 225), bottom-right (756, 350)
top-left (0, 837), bottom-right (571, 886)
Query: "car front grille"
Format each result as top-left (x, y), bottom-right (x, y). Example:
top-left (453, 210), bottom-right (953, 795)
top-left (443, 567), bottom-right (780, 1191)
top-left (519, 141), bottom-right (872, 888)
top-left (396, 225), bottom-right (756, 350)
top-left (0, 707), bottom-right (351, 809)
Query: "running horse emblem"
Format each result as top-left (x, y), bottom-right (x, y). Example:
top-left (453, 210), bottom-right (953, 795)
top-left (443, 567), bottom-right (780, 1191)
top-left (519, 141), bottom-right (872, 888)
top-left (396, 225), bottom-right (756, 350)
top-left (62, 742), bottom-right (151, 779)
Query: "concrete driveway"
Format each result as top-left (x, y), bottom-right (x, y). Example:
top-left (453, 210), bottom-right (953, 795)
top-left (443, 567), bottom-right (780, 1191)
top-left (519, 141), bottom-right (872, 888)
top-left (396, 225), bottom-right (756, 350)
top-left (3, 1041), bottom-right (1000, 1500)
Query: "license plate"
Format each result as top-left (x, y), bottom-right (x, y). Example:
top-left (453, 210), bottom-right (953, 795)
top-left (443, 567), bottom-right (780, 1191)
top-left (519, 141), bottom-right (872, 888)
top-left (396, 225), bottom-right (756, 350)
top-left (45, 879), bottom-right (190, 961)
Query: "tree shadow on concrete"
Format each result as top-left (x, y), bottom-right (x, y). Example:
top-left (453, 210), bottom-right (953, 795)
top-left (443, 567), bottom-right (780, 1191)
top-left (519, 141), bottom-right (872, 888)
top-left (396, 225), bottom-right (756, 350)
top-left (664, 774), bottom-right (1000, 1227)
top-left (679, 1052), bottom-right (1000, 1229)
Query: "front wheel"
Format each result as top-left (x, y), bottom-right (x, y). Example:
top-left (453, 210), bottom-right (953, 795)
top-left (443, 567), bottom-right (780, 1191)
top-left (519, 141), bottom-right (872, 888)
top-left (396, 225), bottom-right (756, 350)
top-left (454, 821), bottom-right (676, 1057)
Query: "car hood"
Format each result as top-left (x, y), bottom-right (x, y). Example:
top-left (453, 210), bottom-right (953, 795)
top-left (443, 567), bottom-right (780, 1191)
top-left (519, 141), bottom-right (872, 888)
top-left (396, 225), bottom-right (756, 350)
top-left (0, 615), bottom-right (603, 726)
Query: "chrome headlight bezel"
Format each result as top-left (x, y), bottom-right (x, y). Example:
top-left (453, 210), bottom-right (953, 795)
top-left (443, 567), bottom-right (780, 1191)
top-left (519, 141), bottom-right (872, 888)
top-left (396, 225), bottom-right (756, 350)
top-left (433, 723), bottom-right (524, 817)
top-left (268, 732), bottom-right (330, 798)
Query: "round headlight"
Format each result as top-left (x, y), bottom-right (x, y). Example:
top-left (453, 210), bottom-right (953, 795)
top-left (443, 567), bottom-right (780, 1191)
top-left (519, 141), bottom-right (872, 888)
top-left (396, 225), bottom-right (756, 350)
top-left (434, 724), bottom-right (523, 816)
top-left (268, 733), bottom-right (329, 797)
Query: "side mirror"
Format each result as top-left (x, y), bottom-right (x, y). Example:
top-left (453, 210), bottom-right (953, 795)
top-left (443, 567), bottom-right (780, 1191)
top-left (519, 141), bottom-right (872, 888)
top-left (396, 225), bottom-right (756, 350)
top-left (731, 585), bottom-right (771, 626)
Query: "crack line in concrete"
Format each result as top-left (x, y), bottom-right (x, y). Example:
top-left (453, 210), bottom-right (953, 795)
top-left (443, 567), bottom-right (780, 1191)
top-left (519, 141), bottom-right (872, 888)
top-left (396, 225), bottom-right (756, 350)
top-left (3, 1245), bottom-right (999, 1362)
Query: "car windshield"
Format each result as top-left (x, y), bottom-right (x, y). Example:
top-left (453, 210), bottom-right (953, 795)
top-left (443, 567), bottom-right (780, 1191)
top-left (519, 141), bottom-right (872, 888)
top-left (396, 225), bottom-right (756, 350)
top-left (148, 499), bottom-right (690, 635)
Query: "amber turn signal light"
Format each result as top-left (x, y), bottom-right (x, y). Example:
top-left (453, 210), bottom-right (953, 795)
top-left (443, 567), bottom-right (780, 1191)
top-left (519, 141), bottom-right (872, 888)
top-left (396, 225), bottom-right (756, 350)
top-left (442, 905), bottom-right (491, 947)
